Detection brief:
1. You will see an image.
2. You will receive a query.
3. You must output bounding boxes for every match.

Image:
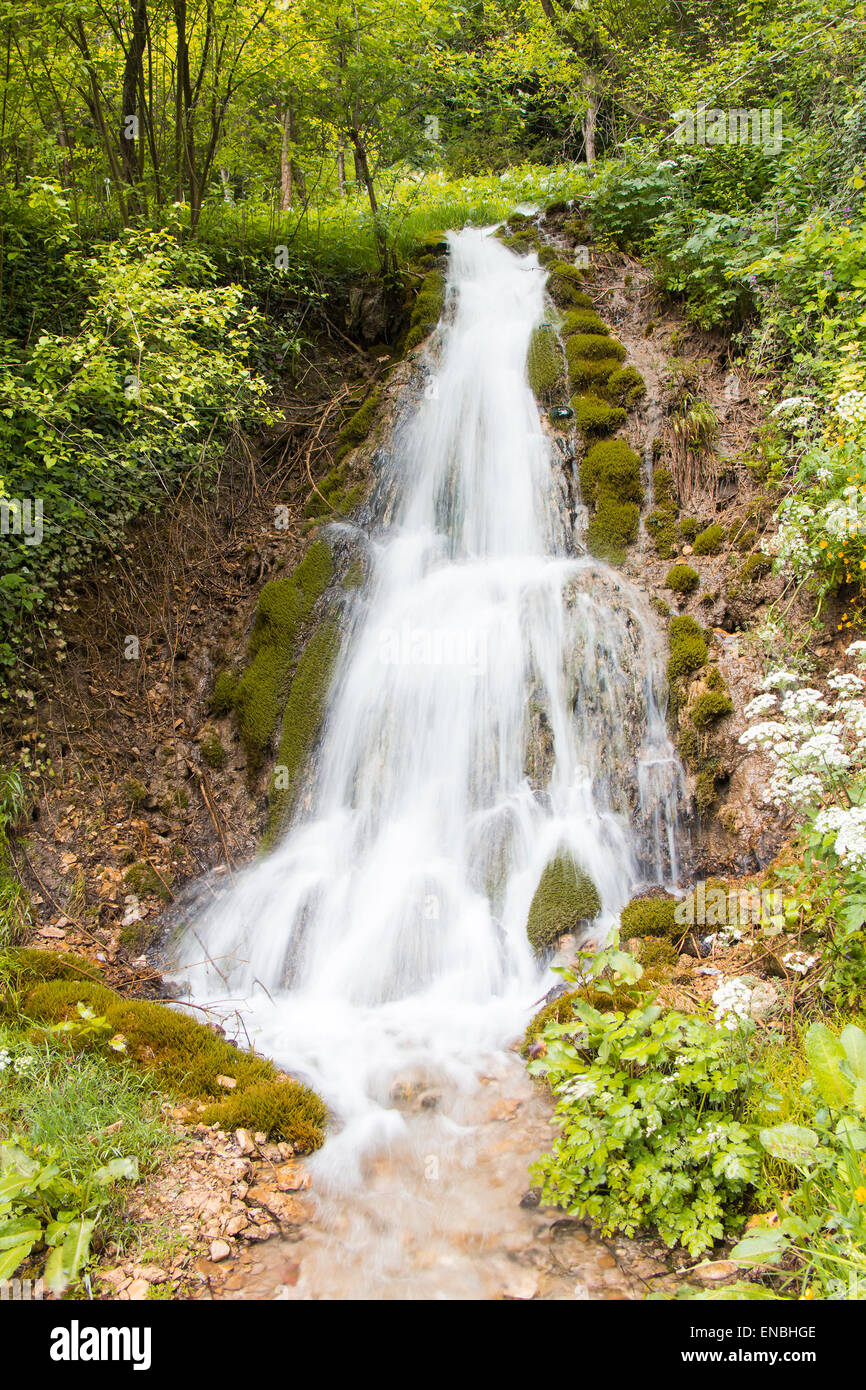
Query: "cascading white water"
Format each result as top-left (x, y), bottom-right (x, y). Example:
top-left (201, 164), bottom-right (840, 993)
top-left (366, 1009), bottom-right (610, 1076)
top-left (173, 227), bottom-right (684, 1188)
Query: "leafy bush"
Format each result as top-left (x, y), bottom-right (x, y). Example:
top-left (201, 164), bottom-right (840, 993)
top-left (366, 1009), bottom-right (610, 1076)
top-left (531, 998), bottom-right (762, 1255)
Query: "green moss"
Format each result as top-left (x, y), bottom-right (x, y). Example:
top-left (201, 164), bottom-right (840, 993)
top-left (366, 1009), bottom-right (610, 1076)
top-left (123, 862), bottom-right (171, 901)
top-left (637, 937), bottom-right (679, 967)
top-left (560, 309), bottom-right (607, 338)
top-left (606, 365), bottom-right (646, 408)
top-left (0, 949), bottom-right (104, 1015)
top-left (266, 620), bottom-right (341, 843)
top-left (20, 973), bottom-right (326, 1149)
top-left (734, 526), bottom-right (757, 553)
top-left (690, 689), bottom-right (733, 729)
top-left (537, 244), bottom-right (559, 267)
top-left (406, 269), bottom-right (446, 350)
top-left (122, 778), bottom-right (147, 810)
top-left (566, 340), bottom-right (622, 391)
top-left (568, 333), bottom-right (626, 363)
top-left (200, 734), bottom-right (226, 770)
top-left (650, 595), bottom-right (671, 620)
top-left (572, 394), bottom-right (626, 438)
top-left (667, 615), bottom-right (708, 686)
top-left (696, 768), bottom-right (718, 817)
top-left (653, 468), bottom-right (676, 507)
top-left (333, 389), bottom-right (382, 467)
top-left (665, 563), bottom-right (700, 595)
top-left (232, 542), bottom-right (333, 768)
top-left (526, 852), bottom-right (601, 952)
top-left (527, 323), bottom-right (565, 401)
top-left (692, 523), bottom-right (725, 556)
top-left (679, 516), bottom-right (700, 540)
top-left (645, 507), bottom-right (679, 559)
top-left (678, 725), bottom-right (699, 762)
top-left (521, 981), bottom-right (646, 1053)
top-left (547, 261), bottom-right (592, 309)
top-left (586, 497), bottom-right (640, 565)
top-left (620, 894), bottom-right (680, 941)
top-left (741, 552), bottom-right (772, 583)
top-left (580, 438), bottom-right (643, 508)
top-left (210, 671), bottom-right (239, 716)
top-left (343, 558), bottom-right (365, 589)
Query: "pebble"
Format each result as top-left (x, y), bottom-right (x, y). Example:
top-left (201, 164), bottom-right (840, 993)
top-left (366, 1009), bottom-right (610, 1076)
top-left (210, 1240), bottom-right (232, 1262)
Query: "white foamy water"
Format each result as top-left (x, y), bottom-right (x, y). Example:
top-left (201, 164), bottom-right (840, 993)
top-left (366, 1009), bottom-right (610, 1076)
top-left (172, 228), bottom-right (683, 1189)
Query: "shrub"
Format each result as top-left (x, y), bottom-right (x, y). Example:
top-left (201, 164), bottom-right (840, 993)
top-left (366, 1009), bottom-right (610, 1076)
top-left (526, 852), bottom-right (601, 951)
top-left (665, 563), bottom-right (700, 594)
top-left (527, 323), bottom-right (565, 400)
top-left (530, 1000), bottom-right (762, 1255)
top-left (620, 893), bottom-right (681, 940)
top-left (692, 523), bottom-right (725, 555)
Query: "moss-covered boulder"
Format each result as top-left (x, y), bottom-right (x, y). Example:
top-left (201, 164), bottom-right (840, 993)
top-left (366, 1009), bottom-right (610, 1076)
top-left (573, 394), bottom-right (626, 438)
top-left (692, 522), bottom-right (725, 556)
top-left (526, 852), bottom-right (601, 952)
top-left (619, 893), bottom-right (681, 941)
top-left (546, 261), bottom-right (592, 309)
top-left (606, 365), bottom-right (646, 408)
top-left (667, 615), bottom-right (708, 687)
top-left (568, 333), bottom-right (626, 364)
top-left (580, 439), bottom-right (643, 508)
top-left (560, 308), bottom-right (608, 338)
top-left (527, 323), bottom-right (566, 401)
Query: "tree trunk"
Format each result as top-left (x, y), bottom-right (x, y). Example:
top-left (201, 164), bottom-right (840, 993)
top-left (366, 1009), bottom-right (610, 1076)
top-left (280, 104), bottom-right (293, 210)
top-left (583, 88), bottom-right (598, 165)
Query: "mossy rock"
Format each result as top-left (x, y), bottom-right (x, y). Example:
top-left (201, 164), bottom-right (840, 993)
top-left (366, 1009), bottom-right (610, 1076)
top-left (537, 244), bottom-right (559, 267)
top-left (567, 333), bottom-right (626, 364)
top-left (580, 438), bottom-right (643, 508)
top-left (560, 309), bottom-right (607, 338)
top-left (678, 724), bottom-right (700, 762)
top-left (547, 261), bottom-right (592, 309)
top-left (696, 768), bottom-right (718, 817)
top-left (689, 689), bottom-right (733, 729)
top-left (636, 937), bottom-right (679, 968)
top-left (572, 394), bottom-right (626, 438)
top-left (679, 516), bottom-right (700, 540)
top-left (606, 365), bottom-right (646, 408)
top-left (668, 615), bottom-right (708, 686)
top-left (527, 323), bottom-right (565, 401)
top-left (405, 270), bottom-right (446, 351)
top-left (692, 523), bottom-right (725, 556)
top-left (342, 558), bottom-right (365, 589)
top-left (620, 893), bottom-right (681, 941)
top-left (734, 526), bottom-right (757, 553)
top-left (526, 852), bottom-right (601, 952)
top-left (20, 973), bottom-right (326, 1149)
top-left (232, 542), bottom-right (333, 769)
top-left (200, 734), bottom-right (226, 770)
top-left (565, 340), bottom-right (622, 391)
top-left (653, 468), bottom-right (676, 507)
top-left (586, 497), bottom-right (640, 564)
top-left (265, 619), bottom-right (341, 843)
top-left (665, 563), bottom-right (700, 595)
top-left (122, 777), bottom-right (147, 810)
top-left (332, 390), bottom-right (382, 469)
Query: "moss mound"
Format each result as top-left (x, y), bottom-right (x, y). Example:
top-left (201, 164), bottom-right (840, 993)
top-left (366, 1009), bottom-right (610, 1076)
top-left (15, 965), bottom-right (327, 1149)
top-left (667, 615), bottom-right (708, 685)
top-left (646, 508), bottom-right (678, 559)
top-left (620, 894), bottom-right (681, 941)
top-left (231, 542), bottom-right (333, 768)
top-left (210, 671), bottom-right (239, 716)
top-left (566, 342), bottom-right (623, 391)
top-left (692, 522), bottom-right (725, 555)
top-left (606, 365), bottom-right (647, 408)
top-left (741, 552), bottom-right (772, 583)
top-left (580, 439), bottom-right (643, 508)
top-left (586, 497), bottom-right (640, 564)
top-left (526, 853), bottom-right (601, 952)
top-left (537, 244), bottom-right (559, 267)
top-left (560, 308), bottom-right (608, 338)
top-left (527, 323), bottom-right (565, 401)
top-left (665, 563), bottom-right (700, 595)
top-left (546, 260), bottom-right (590, 309)
top-left (690, 689), bottom-right (734, 729)
top-left (573, 394), bottom-right (626, 438)
top-left (568, 333), bottom-right (626, 364)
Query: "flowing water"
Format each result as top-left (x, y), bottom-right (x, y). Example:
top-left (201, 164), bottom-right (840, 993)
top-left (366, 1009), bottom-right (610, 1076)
top-left (172, 228), bottom-right (684, 1297)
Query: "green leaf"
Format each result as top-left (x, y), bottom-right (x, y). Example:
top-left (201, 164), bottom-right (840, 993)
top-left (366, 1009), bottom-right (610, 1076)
top-left (805, 1022), bottom-right (852, 1106)
top-left (841, 1024), bottom-right (866, 1084)
top-left (729, 1228), bottom-right (787, 1266)
top-left (0, 1239), bottom-right (36, 1280)
top-left (0, 1215), bottom-right (42, 1251)
top-left (758, 1123), bottom-right (822, 1166)
top-left (93, 1156), bottom-right (138, 1186)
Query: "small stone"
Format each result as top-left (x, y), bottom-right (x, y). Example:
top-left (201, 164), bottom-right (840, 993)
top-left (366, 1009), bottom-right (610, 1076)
top-left (234, 1129), bottom-right (255, 1155)
top-left (216, 1074), bottom-right (237, 1090)
top-left (126, 1278), bottom-right (149, 1300)
top-left (209, 1239), bottom-right (232, 1262)
top-left (695, 1260), bottom-right (738, 1285)
top-left (133, 1264), bottom-right (168, 1283)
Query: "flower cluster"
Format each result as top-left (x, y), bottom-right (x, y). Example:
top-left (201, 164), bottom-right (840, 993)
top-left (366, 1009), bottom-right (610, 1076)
top-left (782, 950), bottom-right (819, 975)
top-left (740, 648), bottom-right (866, 808)
top-left (836, 391), bottom-right (866, 428)
top-left (813, 804), bottom-right (866, 873)
top-left (0, 1046), bottom-right (35, 1075)
top-left (712, 978), bottom-right (753, 1030)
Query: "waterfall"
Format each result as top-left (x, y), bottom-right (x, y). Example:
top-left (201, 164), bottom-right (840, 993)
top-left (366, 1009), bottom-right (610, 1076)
top-left (172, 227), bottom-right (684, 1185)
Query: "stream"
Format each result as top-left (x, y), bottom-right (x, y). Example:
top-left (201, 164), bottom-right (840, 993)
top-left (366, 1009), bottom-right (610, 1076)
top-left (171, 227), bottom-right (685, 1298)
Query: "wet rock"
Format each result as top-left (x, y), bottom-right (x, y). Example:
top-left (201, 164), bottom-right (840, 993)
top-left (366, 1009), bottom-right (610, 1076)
top-left (210, 1240), bottom-right (232, 1262)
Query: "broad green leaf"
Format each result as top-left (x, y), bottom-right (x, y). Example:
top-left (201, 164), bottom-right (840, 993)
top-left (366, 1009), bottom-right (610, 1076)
top-left (729, 1229), bottom-right (786, 1266)
top-left (805, 1022), bottom-right (852, 1106)
top-left (93, 1156), bottom-right (138, 1186)
top-left (0, 1215), bottom-right (42, 1251)
top-left (759, 1123), bottom-right (822, 1166)
top-left (841, 1024), bottom-right (866, 1084)
top-left (0, 1240), bottom-right (35, 1281)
